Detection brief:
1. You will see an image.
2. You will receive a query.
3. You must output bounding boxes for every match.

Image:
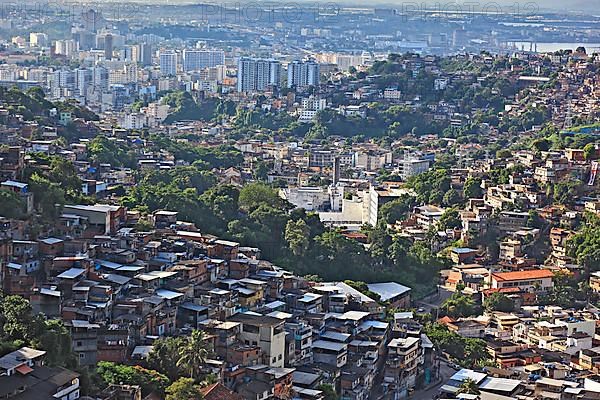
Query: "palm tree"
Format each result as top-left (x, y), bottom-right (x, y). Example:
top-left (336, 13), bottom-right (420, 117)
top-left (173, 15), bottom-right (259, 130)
top-left (457, 378), bottom-right (480, 395)
top-left (147, 336), bottom-right (186, 381)
top-left (177, 330), bottom-right (211, 381)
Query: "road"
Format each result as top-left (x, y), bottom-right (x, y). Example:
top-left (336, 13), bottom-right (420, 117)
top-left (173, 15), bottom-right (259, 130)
top-left (410, 362), bottom-right (455, 400)
top-left (416, 286), bottom-right (453, 315)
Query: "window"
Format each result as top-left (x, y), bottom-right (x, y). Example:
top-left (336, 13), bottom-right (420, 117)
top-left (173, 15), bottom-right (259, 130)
top-left (76, 341), bottom-right (82, 347)
top-left (79, 353), bottom-right (85, 359)
top-left (278, 354), bottom-right (282, 360)
top-left (243, 324), bottom-right (259, 334)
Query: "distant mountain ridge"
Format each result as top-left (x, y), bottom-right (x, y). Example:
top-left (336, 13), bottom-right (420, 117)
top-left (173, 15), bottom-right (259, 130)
top-left (8, 0), bottom-right (595, 13)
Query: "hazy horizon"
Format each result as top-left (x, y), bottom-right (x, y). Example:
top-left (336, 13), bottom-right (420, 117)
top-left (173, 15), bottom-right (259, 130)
top-left (28, 0), bottom-right (599, 14)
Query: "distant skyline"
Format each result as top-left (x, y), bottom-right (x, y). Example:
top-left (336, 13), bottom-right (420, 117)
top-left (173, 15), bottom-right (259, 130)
top-left (34, 0), bottom-right (598, 13)
top-left (380, 0), bottom-right (597, 13)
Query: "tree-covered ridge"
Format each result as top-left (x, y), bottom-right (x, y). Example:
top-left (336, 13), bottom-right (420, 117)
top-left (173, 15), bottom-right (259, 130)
top-left (162, 92), bottom-right (237, 123)
top-left (151, 52), bottom-right (558, 143)
top-left (122, 175), bottom-right (446, 295)
top-left (147, 135), bottom-right (244, 169)
top-left (0, 86), bottom-right (98, 122)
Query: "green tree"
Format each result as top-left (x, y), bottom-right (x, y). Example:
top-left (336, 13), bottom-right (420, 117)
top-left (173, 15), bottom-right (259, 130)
top-left (457, 378), bottom-right (480, 395)
top-left (531, 138), bottom-right (550, 152)
top-left (285, 219), bottom-right (310, 256)
top-left (584, 143), bottom-right (597, 160)
top-left (0, 295), bottom-right (43, 342)
top-left (96, 362), bottom-right (169, 396)
top-left (147, 336), bottom-right (186, 381)
top-left (406, 169), bottom-right (450, 204)
top-left (49, 157), bottom-right (82, 193)
top-left (0, 190), bottom-right (26, 218)
top-left (569, 215), bottom-right (600, 273)
top-left (253, 161), bottom-right (270, 181)
top-left (441, 291), bottom-right (477, 318)
top-left (165, 378), bottom-right (203, 400)
top-left (439, 208), bottom-right (462, 230)
top-left (303, 274), bottom-right (323, 282)
top-left (483, 292), bottom-right (514, 312)
top-left (199, 185), bottom-right (239, 221)
top-left (365, 226), bottom-right (392, 266)
top-left (88, 136), bottom-right (136, 168)
top-left (317, 384), bottom-right (338, 400)
top-left (424, 323), bottom-right (491, 367)
top-left (0, 295), bottom-right (76, 366)
top-left (463, 176), bottom-right (483, 199)
top-left (177, 330), bottom-right (211, 381)
top-left (238, 183), bottom-right (289, 212)
top-left (442, 189), bottom-right (461, 206)
top-left (343, 280), bottom-right (381, 302)
top-left (35, 319), bottom-right (76, 367)
top-left (540, 270), bottom-right (588, 307)
top-left (377, 194), bottom-right (415, 225)
top-left (28, 173), bottom-right (65, 219)
top-left (553, 179), bottom-right (581, 205)
top-left (527, 210), bottom-right (544, 229)
top-left (496, 149), bottom-right (511, 159)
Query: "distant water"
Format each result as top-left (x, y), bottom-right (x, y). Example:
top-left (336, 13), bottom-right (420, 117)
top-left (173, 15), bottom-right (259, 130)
top-left (506, 41), bottom-right (600, 53)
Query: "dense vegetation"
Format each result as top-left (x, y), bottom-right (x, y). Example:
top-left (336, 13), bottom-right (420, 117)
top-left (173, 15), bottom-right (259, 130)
top-left (0, 190), bottom-right (26, 219)
top-left (424, 323), bottom-right (492, 368)
top-left (0, 86), bottom-right (98, 123)
top-left (162, 92), bottom-right (237, 124)
top-left (122, 172), bottom-right (447, 295)
top-left (440, 287), bottom-right (480, 319)
top-left (96, 362), bottom-right (170, 396)
top-left (0, 294), bottom-right (76, 367)
top-left (94, 330), bottom-right (214, 397)
top-left (568, 212), bottom-right (600, 273)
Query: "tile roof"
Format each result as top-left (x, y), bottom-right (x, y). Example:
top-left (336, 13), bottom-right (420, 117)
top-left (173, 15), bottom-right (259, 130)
top-left (200, 383), bottom-right (244, 400)
top-left (492, 269), bottom-right (554, 281)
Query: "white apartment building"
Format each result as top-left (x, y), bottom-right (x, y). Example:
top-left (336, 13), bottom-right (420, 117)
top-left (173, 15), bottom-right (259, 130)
top-left (230, 314), bottom-right (286, 368)
top-left (383, 87), bottom-right (402, 101)
top-left (54, 40), bottom-right (77, 57)
top-left (399, 158), bottom-right (431, 180)
top-left (287, 60), bottom-right (320, 89)
top-left (237, 58), bottom-right (281, 92)
top-left (159, 51), bottom-right (178, 76)
top-left (29, 32), bottom-right (48, 47)
top-left (279, 186), bottom-right (331, 211)
top-left (183, 49), bottom-right (225, 72)
top-left (199, 65), bottom-right (226, 82)
top-left (298, 97), bottom-right (327, 123)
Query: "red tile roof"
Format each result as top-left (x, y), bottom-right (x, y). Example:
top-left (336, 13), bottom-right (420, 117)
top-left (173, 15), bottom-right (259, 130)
top-left (437, 316), bottom-right (456, 325)
top-left (200, 383), bottom-right (244, 400)
top-left (492, 269), bottom-right (554, 282)
top-left (483, 287), bottom-right (522, 295)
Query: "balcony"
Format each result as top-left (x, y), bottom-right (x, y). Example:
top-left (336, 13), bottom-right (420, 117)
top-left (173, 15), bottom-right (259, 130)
top-left (386, 358), bottom-right (406, 369)
top-left (294, 327), bottom-right (312, 341)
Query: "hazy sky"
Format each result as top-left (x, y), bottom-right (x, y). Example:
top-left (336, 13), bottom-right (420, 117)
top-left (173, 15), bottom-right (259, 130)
top-left (44, 0), bottom-right (599, 14)
top-left (330, 0), bottom-right (597, 13)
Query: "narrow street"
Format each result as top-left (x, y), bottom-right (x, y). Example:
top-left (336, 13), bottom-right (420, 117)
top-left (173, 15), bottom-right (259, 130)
top-left (410, 362), bottom-right (455, 400)
top-left (416, 286), bottom-right (453, 314)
